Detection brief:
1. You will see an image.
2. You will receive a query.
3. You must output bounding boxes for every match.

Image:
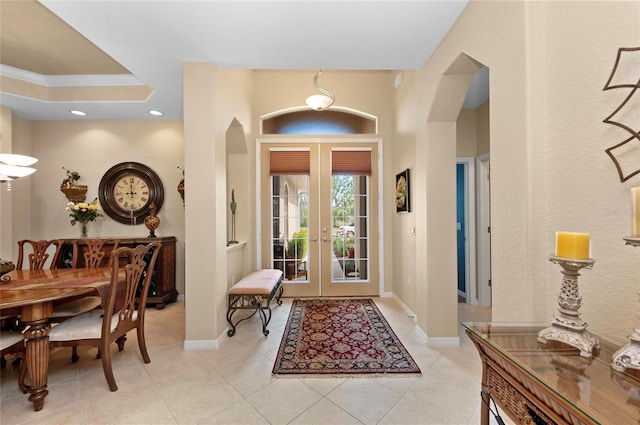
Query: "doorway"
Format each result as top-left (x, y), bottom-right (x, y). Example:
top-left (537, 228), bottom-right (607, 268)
top-left (456, 163), bottom-right (467, 301)
top-left (259, 141), bottom-right (379, 297)
top-left (455, 158), bottom-right (478, 304)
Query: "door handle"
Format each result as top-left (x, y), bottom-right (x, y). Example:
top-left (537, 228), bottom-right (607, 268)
top-left (322, 236), bottom-right (330, 242)
top-left (309, 237), bottom-right (318, 242)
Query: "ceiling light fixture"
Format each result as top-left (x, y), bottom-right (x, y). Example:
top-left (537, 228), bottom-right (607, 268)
top-left (0, 153), bottom-right (38, 190)
top-left (148, 110), bottom-right (164, 116)
top-left (305, 71), bottom-right (335, 111)
top-left (70, 110), bottom-right (87, 116)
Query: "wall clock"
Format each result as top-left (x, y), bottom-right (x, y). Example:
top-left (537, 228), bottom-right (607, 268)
top-left (98, 162), bottom-right (164, 225)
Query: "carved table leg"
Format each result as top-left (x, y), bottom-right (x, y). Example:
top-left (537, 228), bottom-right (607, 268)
top-left (23, 318), bottom-right (51, 411)
top-left (20, 302), bottom-right (52, 411)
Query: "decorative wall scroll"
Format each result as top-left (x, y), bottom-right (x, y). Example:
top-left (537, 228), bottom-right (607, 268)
top-left (603, 47), bottom-right (640, 183)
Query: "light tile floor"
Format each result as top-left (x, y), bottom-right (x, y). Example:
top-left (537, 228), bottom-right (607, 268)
top-left (1, 298), bottom-right (509, 425)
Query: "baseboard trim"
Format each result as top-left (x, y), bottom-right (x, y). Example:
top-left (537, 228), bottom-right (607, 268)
top-left (415, 324), bottom-right (460, 347)
top-left (392, 294), bottom-right (417, 323)
top-left (183, 334), bottom-right (223, 351)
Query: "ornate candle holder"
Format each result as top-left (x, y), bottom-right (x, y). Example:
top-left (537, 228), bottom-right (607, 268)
top-left (611, 237), bottom-right (640, 372)
top-left (538, 255), bottom-right (600, 358)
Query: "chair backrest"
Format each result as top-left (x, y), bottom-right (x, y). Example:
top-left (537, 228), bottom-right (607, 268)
top-left (103, 242), bottom-right (161, 334)
top-left (16, 239), bottom-right (63, 270)
top-left (72, 239), bottom-right (119, 268)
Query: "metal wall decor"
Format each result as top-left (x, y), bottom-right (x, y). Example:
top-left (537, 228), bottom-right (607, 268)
top-left (603, 47), bottom-right (640, 183)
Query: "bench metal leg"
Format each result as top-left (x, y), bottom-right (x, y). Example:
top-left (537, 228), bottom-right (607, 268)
top-left (226, 277), bottom-right (283, 337)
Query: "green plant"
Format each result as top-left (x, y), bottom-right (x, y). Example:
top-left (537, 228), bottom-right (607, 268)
top-left (286, 228), bottom-right (308, 259)
top-left (332, 237), bottom-right (354, 258)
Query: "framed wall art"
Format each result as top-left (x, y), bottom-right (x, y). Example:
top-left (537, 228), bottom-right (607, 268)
top-left (395, 168), bottom-right (410, 213)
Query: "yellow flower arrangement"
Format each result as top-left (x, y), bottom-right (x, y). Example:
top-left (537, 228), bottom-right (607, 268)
top-left (66, 198), bottom-right (103, 225)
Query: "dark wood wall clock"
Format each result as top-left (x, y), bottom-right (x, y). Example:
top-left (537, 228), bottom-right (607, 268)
top-left (99, 162), bottom-right (164, 225)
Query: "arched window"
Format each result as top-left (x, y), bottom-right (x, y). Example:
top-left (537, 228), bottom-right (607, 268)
top-left (262, 109), bottom-right (377, 135)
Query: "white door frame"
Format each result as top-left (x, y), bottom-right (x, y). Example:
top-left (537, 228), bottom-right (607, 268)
top-left (255, 137), bottom-right (384, 296)
top-left (456, 157), bottom-right (477, 305)
top-left (476, 152), bottom-right (491, 307)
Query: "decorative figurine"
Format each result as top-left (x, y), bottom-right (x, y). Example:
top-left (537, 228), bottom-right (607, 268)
top-left (144, 202), bottom-right (160, 238)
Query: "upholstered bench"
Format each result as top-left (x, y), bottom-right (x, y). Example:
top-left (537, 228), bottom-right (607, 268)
top-left (226, 269), bottom-right (284, 337)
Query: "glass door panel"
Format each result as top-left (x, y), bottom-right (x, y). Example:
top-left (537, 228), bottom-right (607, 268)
top-left (270, 175), bottom-right (309, 283)
top-left (320, 144), bottom-right (378, 296)
top-left (261, 144), bottom-right (319, 297)
top-left (330, 175), bottom-right (369, 282)
top-left (261, 142), bottom-right (377, 297)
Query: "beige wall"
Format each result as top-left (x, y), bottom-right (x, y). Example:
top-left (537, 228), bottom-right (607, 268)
top-left (183, 65), bottom-right (253, 346)
top-left (6, 119), bottom-right (186, 294)
top-left (251, 70), bottom-right (396, 295)
top-left (3, 0), bottom-right (638, 347)
top-left (393, 0), bottom-right (640, 343)
top-left (476, 101), bottom-right (489, 156)
top-left (457, 108), bottom-right (479, 157)
top-left (456, 101), bottom-right (490, 158)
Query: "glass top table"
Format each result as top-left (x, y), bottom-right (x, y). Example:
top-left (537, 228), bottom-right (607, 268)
top-left (463, 322), bottom-right (640, 424)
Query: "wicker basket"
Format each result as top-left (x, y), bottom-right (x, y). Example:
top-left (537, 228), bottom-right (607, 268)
top-left (60, 184), bottom-right (88, 203)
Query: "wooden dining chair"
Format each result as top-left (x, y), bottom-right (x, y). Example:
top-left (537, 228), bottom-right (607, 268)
top-left (71, 238), bottom-right (119, 269)
top-left (0, 330), bottom-right (24, 368)
top-left (4, 240), bottom-right (63, 367)
top-left (16, 239), bottom-right (63, 270)
top-left (52, 239), bottom-right (120, 362)
top-left (53, 239), bottom-right (119, 321)
top-left (0, 330), bottom-right (30, 394)
top-left (48, 242), bottom-right (162, 391)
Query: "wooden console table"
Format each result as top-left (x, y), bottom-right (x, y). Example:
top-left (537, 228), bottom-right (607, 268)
top-left (56, 236), bottom-right (178, 309)
top-left (464, 323), bottom-right (640, 424)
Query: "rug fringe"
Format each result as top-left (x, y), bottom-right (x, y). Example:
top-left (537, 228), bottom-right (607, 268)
top-left (273, 372), bottom-right (422, 379)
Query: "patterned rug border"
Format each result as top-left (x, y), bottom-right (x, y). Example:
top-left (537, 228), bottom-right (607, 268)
top-left (272, 298), bottom-right (421, 377)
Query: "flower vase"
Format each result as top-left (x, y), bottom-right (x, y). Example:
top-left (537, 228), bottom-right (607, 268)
top-left (80, 221), bottom-right (89, 238)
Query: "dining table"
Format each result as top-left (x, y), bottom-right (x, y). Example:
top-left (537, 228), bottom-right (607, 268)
top-left (0, 267), bottom-right (113, 411)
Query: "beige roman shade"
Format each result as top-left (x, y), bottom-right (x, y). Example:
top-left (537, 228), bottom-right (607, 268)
top-left (269, 150), bottom-right (310, 175)
top-left (331, 150), bottom-right (372, 175)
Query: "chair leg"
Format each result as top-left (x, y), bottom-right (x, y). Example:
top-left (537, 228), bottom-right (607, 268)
top-left (71, 346), bottom-right (79, 363)
top-left (115, 335), bottom-right (127, 352)
top-left (137, 328), bottom-right (150, 364)
top-left (99, 342), bottom-right (117, 392)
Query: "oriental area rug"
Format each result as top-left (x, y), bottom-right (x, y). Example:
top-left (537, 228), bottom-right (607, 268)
top-left (272, 298), bottom-right (421, 376)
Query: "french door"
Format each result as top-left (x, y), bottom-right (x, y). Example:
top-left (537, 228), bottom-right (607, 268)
top-left (260, 141), bottom-right (379, 297)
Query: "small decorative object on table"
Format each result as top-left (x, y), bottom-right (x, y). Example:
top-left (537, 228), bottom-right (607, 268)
top-left (538, 232), bottom-right (599, 358)
top-left (0, 259), bottom-right (14, 283)
top-left (60, 167), bottom-right (88, 202)
top-left (611, 236), bottom-right (640, 371)
top-left (144, 202), bottom-right (160, 238)
top-left (66, 198), bottom-right (103, 238)
top-left (228, 189), bottom-right (238, 244)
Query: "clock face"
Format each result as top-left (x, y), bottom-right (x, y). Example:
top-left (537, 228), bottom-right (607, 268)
top-left (113, 173), bottom-right (150, 212)
top-left (99, 162), bottom-right (164, 224)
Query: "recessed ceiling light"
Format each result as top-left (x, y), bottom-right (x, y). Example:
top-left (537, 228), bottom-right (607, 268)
top-left (148, 110), bottom-right (164, 116)
top-left (70, 110), bottom-right (87, 116)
